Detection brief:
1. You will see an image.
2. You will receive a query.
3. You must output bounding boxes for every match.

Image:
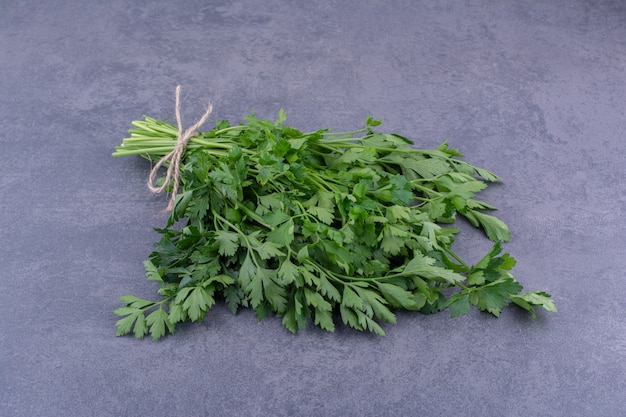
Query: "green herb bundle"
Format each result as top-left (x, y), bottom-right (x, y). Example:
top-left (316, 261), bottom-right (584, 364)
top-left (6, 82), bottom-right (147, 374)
top-left (113, 107), bottom-right (555, 340)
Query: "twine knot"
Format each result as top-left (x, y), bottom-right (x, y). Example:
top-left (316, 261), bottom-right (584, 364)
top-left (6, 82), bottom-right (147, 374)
top-left (147, 85), bottom-right (213, 211)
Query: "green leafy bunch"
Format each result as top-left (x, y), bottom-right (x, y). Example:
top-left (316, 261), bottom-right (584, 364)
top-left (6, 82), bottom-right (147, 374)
top-left (113, 110), bottom-right (555, 339)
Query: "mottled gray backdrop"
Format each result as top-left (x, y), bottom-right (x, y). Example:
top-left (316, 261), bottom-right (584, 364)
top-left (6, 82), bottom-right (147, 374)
top-left (1, 1), bottom-right (624, 416)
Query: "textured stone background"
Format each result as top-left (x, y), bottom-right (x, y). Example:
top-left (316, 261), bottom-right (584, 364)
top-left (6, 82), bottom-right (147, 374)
top-left (1, 1), bottom-right (624, 416)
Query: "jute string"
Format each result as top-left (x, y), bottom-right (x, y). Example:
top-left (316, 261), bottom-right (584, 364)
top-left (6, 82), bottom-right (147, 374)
top-left (147, 86), bottom-right (213, 211)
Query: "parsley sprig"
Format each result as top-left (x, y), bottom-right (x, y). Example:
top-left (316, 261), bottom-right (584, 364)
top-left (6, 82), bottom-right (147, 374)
top-left (113, 111), bottom-right (555, 339)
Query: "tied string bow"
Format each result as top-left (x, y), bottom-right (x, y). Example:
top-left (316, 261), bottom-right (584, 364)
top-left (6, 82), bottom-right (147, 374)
top-left (147, 86), bottom-right (213, 211)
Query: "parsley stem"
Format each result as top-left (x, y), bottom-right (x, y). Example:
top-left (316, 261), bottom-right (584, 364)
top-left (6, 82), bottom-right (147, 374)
top-left (410, 182), bottom-right (443, 197)
top-left (306, 173), bottom-right (338, 193)
top-left (213, 125), bottom-right (248, 136)
top-left (189, 138), bottom-right (234, 150)
top-left (316, 142), bottom-right (418, 155)
top-left (443, 247), bottom-right (469, 270)
top-left (310, 128), bottom-right (368, 137)
top-left (234, 201), bottom-right (274, 229)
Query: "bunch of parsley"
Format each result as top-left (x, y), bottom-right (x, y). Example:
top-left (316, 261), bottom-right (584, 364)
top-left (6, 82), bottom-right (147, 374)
top-left (113, 110), bottom-right (555, 339)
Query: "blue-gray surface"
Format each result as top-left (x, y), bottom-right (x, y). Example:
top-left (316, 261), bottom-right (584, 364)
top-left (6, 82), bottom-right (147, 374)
top-left (1, 1), bottom-right (624, 416)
